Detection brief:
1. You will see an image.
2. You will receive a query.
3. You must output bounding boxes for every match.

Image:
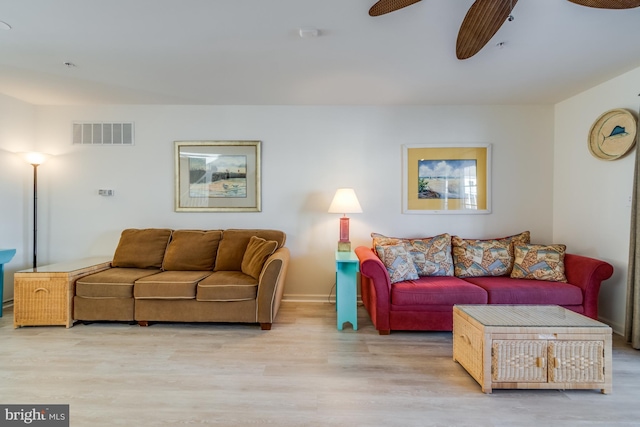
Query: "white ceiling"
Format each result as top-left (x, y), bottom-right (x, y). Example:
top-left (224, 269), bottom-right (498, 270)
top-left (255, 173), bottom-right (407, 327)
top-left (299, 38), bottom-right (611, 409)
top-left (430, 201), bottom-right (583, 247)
top-left (1, 0), bottom-right (639, 106)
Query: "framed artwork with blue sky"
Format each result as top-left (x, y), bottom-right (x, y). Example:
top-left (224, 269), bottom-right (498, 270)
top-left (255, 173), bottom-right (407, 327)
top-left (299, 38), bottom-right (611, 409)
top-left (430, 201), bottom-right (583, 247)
top-left (402, 143), bottom-right (491, 214)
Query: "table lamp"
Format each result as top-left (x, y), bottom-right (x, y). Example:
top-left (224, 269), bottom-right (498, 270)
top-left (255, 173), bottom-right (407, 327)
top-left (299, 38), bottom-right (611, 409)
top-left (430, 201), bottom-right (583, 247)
top-left (328, 188), bottom-right (362, 252)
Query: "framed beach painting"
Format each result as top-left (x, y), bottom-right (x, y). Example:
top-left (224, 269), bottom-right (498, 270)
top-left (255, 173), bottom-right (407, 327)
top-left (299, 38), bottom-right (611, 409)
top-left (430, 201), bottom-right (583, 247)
top-left (402, 143), bottom-right (491, 214)
top-left (175, 140), bottom-right (261, 212)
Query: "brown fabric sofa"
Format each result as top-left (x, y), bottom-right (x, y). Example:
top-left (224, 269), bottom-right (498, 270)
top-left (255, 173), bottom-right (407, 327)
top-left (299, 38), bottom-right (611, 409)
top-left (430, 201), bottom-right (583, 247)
top-left (74, 228), bottom-right (289, 330)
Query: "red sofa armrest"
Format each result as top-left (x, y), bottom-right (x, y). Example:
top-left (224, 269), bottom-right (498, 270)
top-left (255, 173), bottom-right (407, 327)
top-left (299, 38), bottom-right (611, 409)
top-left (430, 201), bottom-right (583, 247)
top-left (355, 246), bottom-right (392, 333)
top-left (564, 253), bottom-right (614, 320)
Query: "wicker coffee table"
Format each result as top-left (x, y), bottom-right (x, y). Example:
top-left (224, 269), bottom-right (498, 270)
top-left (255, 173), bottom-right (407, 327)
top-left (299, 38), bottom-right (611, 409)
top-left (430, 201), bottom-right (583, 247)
top-left (453, 305), bottom-right (612, 394)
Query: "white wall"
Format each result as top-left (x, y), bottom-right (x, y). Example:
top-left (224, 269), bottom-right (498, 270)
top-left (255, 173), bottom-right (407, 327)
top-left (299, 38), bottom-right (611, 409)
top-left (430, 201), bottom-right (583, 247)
top-left (0, 94), bottom-right (36, 303)
top-left (24, 104), bottom-right (553, 301)
top-left (3, 69), bottom-right (636, 325)
top-left (554, 66), bottom-right (640, 334)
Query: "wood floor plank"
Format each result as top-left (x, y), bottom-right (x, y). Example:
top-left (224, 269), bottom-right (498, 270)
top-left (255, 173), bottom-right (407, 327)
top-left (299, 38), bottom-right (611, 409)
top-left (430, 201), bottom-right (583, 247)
top-left (1, 302), bottom-right (639, 426)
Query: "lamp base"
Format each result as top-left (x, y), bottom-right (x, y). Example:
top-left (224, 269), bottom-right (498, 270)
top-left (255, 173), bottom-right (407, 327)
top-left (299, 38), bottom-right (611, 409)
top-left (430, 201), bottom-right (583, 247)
top-left (337, 241), bottom-right (351, 252)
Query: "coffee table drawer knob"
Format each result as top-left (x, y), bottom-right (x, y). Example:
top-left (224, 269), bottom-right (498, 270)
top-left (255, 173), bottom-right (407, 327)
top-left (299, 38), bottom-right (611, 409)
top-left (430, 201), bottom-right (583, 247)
top-left (536, 357), bottom-right (546, 368)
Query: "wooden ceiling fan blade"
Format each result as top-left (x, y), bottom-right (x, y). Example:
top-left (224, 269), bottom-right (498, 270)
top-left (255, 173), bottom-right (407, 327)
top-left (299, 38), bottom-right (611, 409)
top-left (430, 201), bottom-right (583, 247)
top-left (369, 0), bottom-right (422, 16)
top-left (456, 0), bottom-right (519, 60)
top-left (567, 0), bottom-right (640, 9)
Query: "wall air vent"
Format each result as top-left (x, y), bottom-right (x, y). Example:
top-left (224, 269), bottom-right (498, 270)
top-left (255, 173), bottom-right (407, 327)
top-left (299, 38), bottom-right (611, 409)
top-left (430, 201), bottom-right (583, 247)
top-left (72, 122), bottom-right (134, 145)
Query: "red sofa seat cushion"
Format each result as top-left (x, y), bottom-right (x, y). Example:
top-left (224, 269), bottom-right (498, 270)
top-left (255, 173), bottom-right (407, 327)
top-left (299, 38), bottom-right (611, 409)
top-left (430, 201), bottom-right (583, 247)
top-left (391, 276), bottom-right (488, 306)
top-left (464, 276), bottom-right (583, 305)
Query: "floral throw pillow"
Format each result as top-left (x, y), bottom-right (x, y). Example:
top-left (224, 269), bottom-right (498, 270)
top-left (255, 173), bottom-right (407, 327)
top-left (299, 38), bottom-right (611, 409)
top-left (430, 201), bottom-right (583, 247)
top-left (371, 233), bottom-right (453, 277)
top-left (451, 231), bottom-right (530, 278)
top-left (374, 244), bottom-right (419, 284)
top-left (510, 244), bottom-right (567, 282)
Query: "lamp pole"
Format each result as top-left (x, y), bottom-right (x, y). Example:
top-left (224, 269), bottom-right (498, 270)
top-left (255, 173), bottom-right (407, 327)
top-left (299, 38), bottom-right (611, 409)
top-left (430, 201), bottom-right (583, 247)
top-left (20, 152), bottom-right (48, 269)
top-left (32, 162), bottom-right (38, 269)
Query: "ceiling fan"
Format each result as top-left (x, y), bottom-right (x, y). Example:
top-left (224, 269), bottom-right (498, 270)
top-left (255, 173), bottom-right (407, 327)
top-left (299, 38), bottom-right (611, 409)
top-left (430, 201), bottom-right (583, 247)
top-left (369, 0), bottom-right (640, 60)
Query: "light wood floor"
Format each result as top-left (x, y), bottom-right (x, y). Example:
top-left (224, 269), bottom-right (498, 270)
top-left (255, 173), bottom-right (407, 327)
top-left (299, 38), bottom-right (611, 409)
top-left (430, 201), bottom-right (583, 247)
top-left (1, 302), bottom-right (639, 426)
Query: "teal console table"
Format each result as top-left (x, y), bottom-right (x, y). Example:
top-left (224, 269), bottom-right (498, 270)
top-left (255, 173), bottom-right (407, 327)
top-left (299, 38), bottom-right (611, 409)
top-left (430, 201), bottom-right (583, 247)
top-left (0, 249), bottom-right (17, 318)
top-left (335, 251), bottom-right (359, 331)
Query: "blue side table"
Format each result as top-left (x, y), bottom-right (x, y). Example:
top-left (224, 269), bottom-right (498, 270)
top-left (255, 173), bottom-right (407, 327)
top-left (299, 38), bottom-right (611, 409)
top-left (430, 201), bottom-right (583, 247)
top-left (0, 249), bottom-right (17, 318)
top-left (335, 251), bottom-right (359, 331)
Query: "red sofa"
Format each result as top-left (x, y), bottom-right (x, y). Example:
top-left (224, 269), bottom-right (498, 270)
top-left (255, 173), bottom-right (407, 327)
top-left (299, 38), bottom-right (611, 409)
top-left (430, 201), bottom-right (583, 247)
top-left (355, 246), bottom-right (614, 334)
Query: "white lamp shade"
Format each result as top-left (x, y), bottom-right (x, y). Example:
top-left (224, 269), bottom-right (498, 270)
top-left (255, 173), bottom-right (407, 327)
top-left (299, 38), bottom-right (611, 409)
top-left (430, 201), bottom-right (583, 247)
top-left (20, 152), bottom-right (49, 165)
top-left (328, 188), bottom-right (363, 214)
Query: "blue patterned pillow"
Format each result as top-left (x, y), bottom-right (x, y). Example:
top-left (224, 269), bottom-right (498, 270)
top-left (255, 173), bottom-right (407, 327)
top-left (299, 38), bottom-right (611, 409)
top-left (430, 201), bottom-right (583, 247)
top-left (452, 239), bottom-right (512, 277)
top-left (452, 231), bottom-right (530, 277)
top-left (405, 234), bottom-right (453, 276)
top-left (372, 233), bottom-right (453, 277)
top-left (374, 244), bottom-right (419, 284)
top-left (511, 244), bottom-right (567, 282)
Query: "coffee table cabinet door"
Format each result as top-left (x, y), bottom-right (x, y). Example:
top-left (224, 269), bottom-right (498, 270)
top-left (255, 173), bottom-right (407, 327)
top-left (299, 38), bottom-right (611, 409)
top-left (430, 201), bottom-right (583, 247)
top-left (548, 341), bottom-right (605, 383)
top-left (492, 340), bottom-right (548, 383)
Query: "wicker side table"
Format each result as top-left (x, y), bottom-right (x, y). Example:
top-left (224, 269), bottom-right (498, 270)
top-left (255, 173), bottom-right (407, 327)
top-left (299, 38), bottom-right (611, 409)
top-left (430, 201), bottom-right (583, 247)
top-left (453, 305), bottom-right (612, 394)
top-left (14, 257), bottom-right (112, 328)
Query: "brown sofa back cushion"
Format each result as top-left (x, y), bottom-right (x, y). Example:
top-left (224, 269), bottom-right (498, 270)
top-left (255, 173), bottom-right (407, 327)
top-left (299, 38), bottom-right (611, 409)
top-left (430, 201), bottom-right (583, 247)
top-left (162, 230), bottom-right (223, 271)
top-left (112, 228), bottom-right (172, 269)
top-left (215, 229), bottom-right (286, 271)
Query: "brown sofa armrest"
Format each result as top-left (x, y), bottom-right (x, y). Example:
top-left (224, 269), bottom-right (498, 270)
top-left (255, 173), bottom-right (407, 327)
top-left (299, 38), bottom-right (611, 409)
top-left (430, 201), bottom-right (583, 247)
top-left (256, 247), bottom-right (290, 326)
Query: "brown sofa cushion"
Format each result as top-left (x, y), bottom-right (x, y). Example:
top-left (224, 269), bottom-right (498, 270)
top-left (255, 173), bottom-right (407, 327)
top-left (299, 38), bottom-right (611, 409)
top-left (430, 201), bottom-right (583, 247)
top-left (134, 271), bottom-right (212, 299)
top-left (76, 268), bottom-right (161, 298)
top-left (196, 271), bottom-right (258, 301)
top-left (241, 236), bottom-right (278, 279)
top-left (162, 230), bottom-right (222, 271)
top-left (214, 229), bottom-right (286, 271)
top-left (112, 228), bottom-right (172, 269)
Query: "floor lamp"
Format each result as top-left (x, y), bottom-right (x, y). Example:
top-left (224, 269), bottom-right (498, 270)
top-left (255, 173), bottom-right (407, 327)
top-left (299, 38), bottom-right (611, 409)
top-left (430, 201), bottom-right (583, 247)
top-left (21, 152), bottom-right (48, 269)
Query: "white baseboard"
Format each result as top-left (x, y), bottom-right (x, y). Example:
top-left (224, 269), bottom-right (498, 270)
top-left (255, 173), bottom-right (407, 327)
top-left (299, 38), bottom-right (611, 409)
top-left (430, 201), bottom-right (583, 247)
top-left (282, 294), bottom-right (335, 303)
top-left (282, 294), bottom-right (363, 304)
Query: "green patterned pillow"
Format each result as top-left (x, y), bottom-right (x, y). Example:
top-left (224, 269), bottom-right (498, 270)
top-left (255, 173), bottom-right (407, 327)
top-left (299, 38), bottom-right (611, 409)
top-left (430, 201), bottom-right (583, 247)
top-left (452, 231), bottom-right (530, 278)
top-left (374, 244), bottom-right (419, 284)
top-left (372, 233), bottom-right (453, 277)
top-left (511, 244), bottom-right (567, 282)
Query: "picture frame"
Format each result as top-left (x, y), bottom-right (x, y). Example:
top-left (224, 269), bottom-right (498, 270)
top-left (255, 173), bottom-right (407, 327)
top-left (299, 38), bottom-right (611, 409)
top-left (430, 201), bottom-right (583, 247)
top-left (402, 143), bottom-right (491, 214)
top-left (175, 140), bottom-right (261, 212)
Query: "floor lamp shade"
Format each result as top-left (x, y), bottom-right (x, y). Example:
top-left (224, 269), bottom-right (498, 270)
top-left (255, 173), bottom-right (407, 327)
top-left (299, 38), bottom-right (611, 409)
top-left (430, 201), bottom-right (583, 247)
top-left (328, 188), bottom-right (363, 252)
